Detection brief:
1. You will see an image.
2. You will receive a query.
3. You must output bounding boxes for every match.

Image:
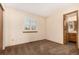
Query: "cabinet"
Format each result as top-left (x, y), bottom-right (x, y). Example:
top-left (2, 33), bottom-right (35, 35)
top-left (68, 33), bottom-right (77, 42)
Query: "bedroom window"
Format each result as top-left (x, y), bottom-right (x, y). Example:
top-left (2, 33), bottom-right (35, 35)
top-left (23, 16), bottom-right (37, 33)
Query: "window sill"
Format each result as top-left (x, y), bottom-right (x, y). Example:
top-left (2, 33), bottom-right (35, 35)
top-left (23, 30), bottom-right (38, 33)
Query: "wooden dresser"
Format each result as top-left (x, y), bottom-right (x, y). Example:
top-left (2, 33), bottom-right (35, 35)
top-left (67, 33), bottom-right (77, 42)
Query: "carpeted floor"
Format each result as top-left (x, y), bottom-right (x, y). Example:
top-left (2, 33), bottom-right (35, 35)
top-left (0, 39), bottom-right (79, 55)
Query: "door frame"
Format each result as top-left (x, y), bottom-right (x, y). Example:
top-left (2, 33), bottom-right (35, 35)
top-left (63, 10), bottom-right (78, 48)
top-left (0, 4), bottom-right (4, 50)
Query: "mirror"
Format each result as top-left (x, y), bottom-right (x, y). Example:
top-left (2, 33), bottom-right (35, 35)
top-left (67, 13), bottom-right (77, 33)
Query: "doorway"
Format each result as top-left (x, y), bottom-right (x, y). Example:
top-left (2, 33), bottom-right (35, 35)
top-left (63, 10), bottom-right (78, 48)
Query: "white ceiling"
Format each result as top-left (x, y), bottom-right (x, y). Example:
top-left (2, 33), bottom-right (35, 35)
top-left (4, 3), bottom-right (79, 17)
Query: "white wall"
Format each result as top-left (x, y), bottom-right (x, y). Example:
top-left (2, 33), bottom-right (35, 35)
top-left (46, 10), bottom-right (63, 44)
top-left (3, 6), bottom-right (46, 47)
top-left (46, 5), bottom-right (79, 46)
